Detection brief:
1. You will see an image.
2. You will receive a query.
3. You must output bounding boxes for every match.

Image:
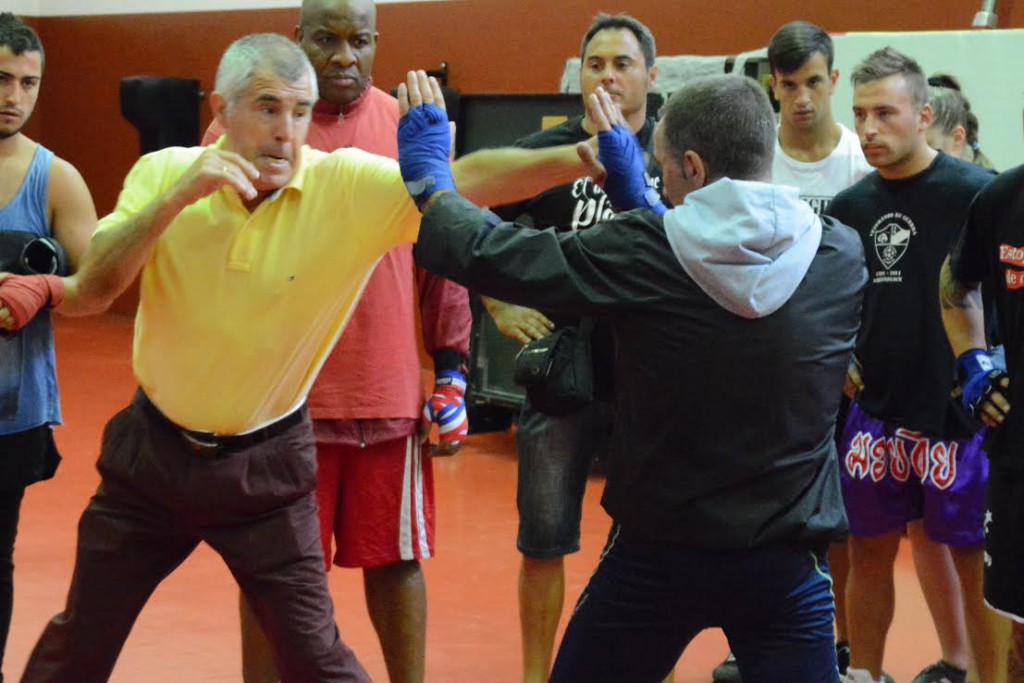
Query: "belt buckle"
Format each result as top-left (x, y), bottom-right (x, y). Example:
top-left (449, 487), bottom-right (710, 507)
top-left (180, 430), bottom-right (224, 459)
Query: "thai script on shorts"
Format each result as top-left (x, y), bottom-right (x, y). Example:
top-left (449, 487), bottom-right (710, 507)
top-left (844, 428), bottom-right (958, 490)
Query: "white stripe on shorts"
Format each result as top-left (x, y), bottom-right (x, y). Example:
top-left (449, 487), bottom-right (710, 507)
top-left (398, 435), bottom-right (431, 561)
top-left (412, 436), bottom-right (431, 559)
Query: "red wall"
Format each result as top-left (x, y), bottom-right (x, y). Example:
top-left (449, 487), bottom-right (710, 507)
top-left (19, 1), bottom-right (1023, 310)
top-left (24, 1), bottom-right (1021, 215)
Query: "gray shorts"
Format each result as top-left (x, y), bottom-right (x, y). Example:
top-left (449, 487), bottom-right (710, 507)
top-left (516, 398), bottom-right (614, 559)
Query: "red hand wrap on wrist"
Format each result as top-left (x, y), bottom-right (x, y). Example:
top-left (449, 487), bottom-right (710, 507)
top-left (0, 274), bottom-right (65, 330)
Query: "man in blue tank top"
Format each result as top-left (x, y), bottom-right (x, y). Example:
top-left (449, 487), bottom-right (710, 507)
top-left (0, 13), bottom-right (96, 683)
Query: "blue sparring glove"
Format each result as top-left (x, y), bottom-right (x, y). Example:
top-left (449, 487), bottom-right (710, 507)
top-left (421, 369), bottom-right (469, 456)
top-left (598, 124), bottom-right (667, 215)
top-left (956, 348), bottom-right (1010, 421)
top-left (397, 103), bottom-right (456, 209)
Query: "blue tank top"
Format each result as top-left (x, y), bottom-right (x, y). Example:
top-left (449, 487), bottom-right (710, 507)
top-left (0, 144), bottom-right (61, 434)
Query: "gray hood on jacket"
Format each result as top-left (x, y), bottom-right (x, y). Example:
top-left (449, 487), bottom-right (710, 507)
top-left (663, 178), bottom-right (822, 319)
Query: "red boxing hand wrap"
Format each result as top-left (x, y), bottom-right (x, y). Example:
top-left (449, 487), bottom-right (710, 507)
top-left (0, 274), bottom-right (64, 330)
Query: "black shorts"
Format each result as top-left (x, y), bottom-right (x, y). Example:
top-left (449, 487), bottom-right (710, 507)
top-left (0, 424), bottom-right (61, 491)
top-left (984, 465), bottom-right (1024, 622)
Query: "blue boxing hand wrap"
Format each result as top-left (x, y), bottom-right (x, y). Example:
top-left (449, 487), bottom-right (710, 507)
top-left (598, 124), bottom-right (667, 215)
top-left (397, 103), bottom-right (456, 209)
top-left (956, 348), bottom-right (1009, 419)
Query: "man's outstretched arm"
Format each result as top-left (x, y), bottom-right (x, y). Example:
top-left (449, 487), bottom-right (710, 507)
top-left (395, 70), bottom-right (603, 210)
top-left (0, 148), bottom-right (260, 329)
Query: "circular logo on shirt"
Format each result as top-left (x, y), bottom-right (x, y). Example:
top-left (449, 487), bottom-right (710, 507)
top-left (870, 213), bottom-right (917, 272)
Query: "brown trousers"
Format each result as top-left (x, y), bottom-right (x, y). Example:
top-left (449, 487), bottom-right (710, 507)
top-left (20, 394), bottom-right (371, 683)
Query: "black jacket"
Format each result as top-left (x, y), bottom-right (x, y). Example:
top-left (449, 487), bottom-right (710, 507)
top-left (415, 192), bottom-right (866, 548)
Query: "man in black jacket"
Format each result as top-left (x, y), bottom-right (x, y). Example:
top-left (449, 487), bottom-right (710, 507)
top-left (397, 72), bottom-right (867, 683)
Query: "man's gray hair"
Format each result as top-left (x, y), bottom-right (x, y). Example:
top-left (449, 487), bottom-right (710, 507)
top-left (214, 33), bottom-right (318, 111)
top-left (659, 74), bottom-right (776, 183)
top-left (850, 47), bottom-right (928, 110)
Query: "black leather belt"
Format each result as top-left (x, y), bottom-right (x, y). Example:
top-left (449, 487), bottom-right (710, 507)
top-left (139, 391), bottom-right (307, 459)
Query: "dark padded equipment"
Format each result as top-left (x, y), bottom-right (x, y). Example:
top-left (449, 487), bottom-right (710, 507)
top-left (120, 76), bottom-right (202, 154)
top-left (0, 231), bottom-right (69, 276)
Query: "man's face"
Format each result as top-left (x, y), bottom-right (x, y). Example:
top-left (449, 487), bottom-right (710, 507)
top-left (296, 0), bottom-right (377, 108)
top-left (579, 28), bottom-right (655, 120)
top-left (217, 69), bottom-right (315, 193)
top-left (853, 74), bottom-right (930, 172)
top-left (0, 46), bottom-right (42, 140)
top-left (770, 52), bottom-right (837, 133)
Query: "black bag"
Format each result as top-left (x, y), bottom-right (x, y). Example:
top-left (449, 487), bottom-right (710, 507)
top-left (513, 318), bottom-right (595, 416)
top-left (0, 230), bottom-right (69, 276)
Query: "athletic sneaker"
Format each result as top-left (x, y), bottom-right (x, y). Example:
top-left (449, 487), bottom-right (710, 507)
top-left (910, 660), bottom-right (968, 683)
top-left (836, 641), bottom-right (851, 675)
top-left (713, 646), bottom-right (880, 683)
top-left (841, 667), bottom-right (897, 683)
top-left (711, 653), bottom-right (740, 683)
top-left (842, 671), bottom-right (872, 683)
top-left (716, 647), bottom-right (884, 683)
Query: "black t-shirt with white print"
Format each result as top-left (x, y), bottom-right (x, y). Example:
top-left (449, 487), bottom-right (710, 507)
top-left (828, 152), bottom-right (994, 439)
top-left (492, 115), bottom-right (662, 395)
top-left (950, 163), bottom-right (1024, 468)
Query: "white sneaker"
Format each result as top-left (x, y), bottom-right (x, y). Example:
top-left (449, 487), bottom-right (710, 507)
top-left (843, 668), bottom-right (884, 683)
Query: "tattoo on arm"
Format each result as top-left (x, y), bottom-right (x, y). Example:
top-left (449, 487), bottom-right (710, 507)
top-left (939, 268), bottom-right (983, 312)
top-left (1008, 623), bottom-right (1024, 681)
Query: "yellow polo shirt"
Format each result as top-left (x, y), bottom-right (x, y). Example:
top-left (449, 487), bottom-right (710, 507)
top-left (95, 143), bottom-right (420, 434)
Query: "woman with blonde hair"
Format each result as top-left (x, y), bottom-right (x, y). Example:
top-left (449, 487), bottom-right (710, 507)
top-left (927, 73), bottom-right (996, 170)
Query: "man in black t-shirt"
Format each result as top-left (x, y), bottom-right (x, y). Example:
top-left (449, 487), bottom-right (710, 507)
top-left (826, 48), bottom-right (1005, 683)
top-left (480, 13), bottom-right (662, 683)
top-left (941, 166), bottom-right (1024, 680)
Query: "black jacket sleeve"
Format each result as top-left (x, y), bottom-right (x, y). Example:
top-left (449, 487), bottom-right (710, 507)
top-left (413, 192), bottom-right (654, 318)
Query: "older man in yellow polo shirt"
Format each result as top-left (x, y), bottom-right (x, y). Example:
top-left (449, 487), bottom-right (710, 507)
top-left (0, 33), bottom-right (597, 683)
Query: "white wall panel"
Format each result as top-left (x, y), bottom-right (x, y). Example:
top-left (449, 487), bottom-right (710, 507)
top-left (7, 0), bottom-right (41, 15)
top-left (734, 29), bottom-right (1024, 172)
top-left (830, 30), bottom-right (1024, 172)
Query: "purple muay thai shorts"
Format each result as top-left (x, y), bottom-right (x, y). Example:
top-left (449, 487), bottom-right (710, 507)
top-left (838, 401), bottom-right (988, 547)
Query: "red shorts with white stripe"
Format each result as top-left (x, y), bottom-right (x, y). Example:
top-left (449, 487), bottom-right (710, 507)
top-left (315, 435), bottom-right (435, 569)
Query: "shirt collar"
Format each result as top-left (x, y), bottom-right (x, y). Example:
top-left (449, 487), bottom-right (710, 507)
top-left (210, 135), bottom-right (310, 202)
top-left (312, 77), bottom-right (374, 120)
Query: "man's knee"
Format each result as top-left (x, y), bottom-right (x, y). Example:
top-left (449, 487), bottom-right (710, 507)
top-left (364, 559), bottom-right (424, 589)
top-left (848, 531), bottom-right (902, 573)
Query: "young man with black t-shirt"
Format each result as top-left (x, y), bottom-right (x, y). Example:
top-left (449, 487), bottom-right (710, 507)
top-left (941, 164), bottom-right (1024, 682)
top-left (826, 48), bottom-right (1006, 683)
top-left (479, 13), bottom-right (662, 683)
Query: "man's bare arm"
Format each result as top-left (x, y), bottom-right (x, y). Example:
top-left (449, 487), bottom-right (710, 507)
top-left (57, 149), bottom-right (260, 316)
top-left (452, 145), bottom-right (601, 209)
top-left (940, 256), bottom-right (1010, 427)
top-left (397, 70), bottom-right (603, 210)
top-left (939, 257), bottom-right (986, 356)
top-left (47, 156), bottom-right (97, 272)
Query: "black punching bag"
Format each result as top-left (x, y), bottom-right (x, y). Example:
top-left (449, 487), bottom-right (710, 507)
top-left (120, 76), bottom-right (202, 154)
